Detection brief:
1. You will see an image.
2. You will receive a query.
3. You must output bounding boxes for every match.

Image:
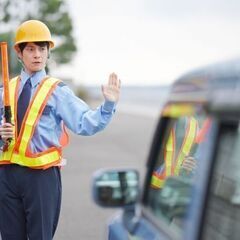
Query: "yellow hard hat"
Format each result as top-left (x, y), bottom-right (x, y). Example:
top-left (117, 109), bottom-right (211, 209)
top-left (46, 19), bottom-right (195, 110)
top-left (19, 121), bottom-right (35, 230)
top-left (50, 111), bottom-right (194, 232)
top-left (14, 20), bottom-right (54, 49)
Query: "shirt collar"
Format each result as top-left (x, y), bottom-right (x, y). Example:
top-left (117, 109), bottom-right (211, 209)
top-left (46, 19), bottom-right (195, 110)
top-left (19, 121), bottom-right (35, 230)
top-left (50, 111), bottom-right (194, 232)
top-left (20, 69), bottom-right (47, 88)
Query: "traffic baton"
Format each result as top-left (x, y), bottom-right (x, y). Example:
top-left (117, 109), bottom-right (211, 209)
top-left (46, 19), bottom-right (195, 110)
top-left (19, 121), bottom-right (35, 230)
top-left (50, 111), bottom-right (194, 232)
top-left (1, 42), bottom-right (12, 143)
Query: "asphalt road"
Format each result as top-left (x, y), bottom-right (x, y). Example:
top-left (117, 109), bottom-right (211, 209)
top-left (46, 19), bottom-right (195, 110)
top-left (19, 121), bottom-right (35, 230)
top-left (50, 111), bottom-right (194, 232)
top-left (54, 110), bottom-right (158, 240)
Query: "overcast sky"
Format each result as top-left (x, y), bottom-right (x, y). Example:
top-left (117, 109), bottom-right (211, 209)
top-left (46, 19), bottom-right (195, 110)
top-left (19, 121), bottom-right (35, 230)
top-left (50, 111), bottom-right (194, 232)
top-left (53, 0), bottom-right (240, 86)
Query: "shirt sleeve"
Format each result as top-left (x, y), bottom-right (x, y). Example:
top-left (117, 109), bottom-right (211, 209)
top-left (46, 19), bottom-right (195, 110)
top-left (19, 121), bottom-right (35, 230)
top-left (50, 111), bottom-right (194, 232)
top-left (54, 85), bottom-right (116, 136)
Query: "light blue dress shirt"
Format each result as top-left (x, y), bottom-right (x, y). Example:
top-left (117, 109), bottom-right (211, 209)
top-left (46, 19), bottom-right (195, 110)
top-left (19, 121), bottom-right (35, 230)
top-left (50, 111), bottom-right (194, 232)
top-left (0, 69), bottom-right (116, 153)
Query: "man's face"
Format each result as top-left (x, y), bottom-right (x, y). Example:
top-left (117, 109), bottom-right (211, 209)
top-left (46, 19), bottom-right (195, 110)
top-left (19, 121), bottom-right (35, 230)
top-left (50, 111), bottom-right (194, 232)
top-left (17, 42), bottom-right (48, 75)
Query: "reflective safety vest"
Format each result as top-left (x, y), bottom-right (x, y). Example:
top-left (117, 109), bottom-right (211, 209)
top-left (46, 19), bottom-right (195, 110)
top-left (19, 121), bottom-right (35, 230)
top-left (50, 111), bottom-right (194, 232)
top-left (0, 76), bottom-right (69, 169)
top-left (151, 117), bottom-right (198, 189)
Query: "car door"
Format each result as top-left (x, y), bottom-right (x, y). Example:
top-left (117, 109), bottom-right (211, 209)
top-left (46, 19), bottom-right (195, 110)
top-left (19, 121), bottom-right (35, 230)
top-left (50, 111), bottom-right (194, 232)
top-left (200, 117), bottom-right (240, 240)
top-left (138, 102), bottom-right (218, 240)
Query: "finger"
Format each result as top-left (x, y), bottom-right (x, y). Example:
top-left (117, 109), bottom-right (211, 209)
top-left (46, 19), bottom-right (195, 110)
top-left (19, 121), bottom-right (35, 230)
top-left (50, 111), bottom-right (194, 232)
top-left (0, 125), bottom-right (14, 130)
top-left (101, 85), bottom-right (105, 94)
top-left (186, 157), bottom-right (196, 162)
top-left (184, 158), bottom-right (197, 164)
top-left (1, 128), bottom-right (14, 134)
top-left (1, 130), bottom-right (14, 135)
top-left (184, 157), bottom-right (197, 165)
top-left (2, 134), bottom-right (14, 139)
top-left (2, 129), bottom-right (14, 135)
top-left (3, 129), bottom-right (14, 134)
top-left (118, 79), bottom-right (121, 89)
top-left (181, 166), bottom-right (192, 172)
top-left (2, 122), bottom-right (13, 127)
top-left (111, 72), bottom-right (118, 86)
top-left (2, 134), bottom-right (14, 140)
top-left (185, 155), bottom-right (196, 160)
top-left (183, 160), bottom-right (197, 166)
top-left (187, 161), bottom-right (197, 168)
top-left (182, 163), bottom-right (196, 169)
top-left (112, 73), bottom-right (118, 86)
top-left (182, 162), bottom-right (197, 171)
top-left (182, 158), bottom-right (196, 165)
top-left (0, 126), bottom-right (13, 131)
top-left (109, 73), bottom-right (114, 86)
top-left (108, 74), bottom-right (111, 86)
top-left (181, 161), bottom-right (196, 169)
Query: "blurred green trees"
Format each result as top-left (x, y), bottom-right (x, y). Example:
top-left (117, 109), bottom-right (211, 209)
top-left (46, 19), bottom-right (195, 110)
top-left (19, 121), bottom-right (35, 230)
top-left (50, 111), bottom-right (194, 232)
top-left (0, 0), bottom-right (77, 75)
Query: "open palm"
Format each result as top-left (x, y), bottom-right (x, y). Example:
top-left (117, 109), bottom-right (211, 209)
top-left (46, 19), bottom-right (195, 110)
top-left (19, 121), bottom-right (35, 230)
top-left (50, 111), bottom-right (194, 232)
top-left (102, 73), bottom-right (121, 102)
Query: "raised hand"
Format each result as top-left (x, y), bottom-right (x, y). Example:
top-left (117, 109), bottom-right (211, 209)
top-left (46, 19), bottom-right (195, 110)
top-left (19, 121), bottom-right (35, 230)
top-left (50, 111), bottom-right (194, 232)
top-left (101, 73), bottom-right (121, 102)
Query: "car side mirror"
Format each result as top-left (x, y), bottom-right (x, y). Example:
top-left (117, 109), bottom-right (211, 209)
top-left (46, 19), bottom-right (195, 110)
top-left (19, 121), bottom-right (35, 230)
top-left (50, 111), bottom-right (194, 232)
top-left (92, 169), bottom-right (139, 207)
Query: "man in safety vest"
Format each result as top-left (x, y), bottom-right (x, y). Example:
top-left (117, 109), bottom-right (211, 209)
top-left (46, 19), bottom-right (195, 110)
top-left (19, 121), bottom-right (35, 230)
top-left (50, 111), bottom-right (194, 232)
top-left (0, 20), bottom-right (121, 240)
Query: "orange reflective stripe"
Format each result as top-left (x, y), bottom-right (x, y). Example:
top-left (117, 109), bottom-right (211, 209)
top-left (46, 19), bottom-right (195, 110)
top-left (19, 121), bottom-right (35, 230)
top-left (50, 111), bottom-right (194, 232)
top-left (174, 117), bottom-right (197, 175)
top-left (195, 118), bottom-right (211, 143)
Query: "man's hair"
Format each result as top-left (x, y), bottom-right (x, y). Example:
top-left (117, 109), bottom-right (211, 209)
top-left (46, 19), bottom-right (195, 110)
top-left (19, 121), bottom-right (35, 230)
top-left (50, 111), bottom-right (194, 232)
top-left (18, 41), bottom-right (50, 52)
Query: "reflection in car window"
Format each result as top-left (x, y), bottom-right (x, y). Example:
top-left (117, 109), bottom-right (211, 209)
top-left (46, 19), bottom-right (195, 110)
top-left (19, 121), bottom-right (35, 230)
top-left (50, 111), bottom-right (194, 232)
top-left (202, 121), bottom-right (240, 240)
top-left (147, 111), bottom-right (213, 237)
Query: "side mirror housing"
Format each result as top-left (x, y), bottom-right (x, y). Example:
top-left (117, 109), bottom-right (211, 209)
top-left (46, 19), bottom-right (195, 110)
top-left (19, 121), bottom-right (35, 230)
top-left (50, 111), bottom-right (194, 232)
top-left (92, 169), bottom-right (140, 208)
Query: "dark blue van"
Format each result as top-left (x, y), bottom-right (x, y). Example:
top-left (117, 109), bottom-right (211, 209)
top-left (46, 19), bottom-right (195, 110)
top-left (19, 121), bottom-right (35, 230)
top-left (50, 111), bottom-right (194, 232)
top-left (92, 59), bottom-right (240, 240)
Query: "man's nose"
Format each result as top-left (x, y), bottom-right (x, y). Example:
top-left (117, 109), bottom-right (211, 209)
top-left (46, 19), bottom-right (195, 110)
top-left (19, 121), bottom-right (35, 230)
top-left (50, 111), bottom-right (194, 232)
top-left (34, 49), bottom-right (41, 58)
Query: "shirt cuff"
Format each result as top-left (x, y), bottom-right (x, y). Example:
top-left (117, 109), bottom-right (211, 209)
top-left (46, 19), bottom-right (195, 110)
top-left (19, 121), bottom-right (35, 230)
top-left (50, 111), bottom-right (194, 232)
top-left (102, 101), bottom-right (116, 113)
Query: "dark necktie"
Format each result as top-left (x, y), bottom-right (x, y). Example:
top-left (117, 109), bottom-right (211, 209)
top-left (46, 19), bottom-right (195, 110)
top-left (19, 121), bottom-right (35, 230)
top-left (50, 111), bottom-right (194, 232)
top-left (17, 78), bottom-right (31, 135)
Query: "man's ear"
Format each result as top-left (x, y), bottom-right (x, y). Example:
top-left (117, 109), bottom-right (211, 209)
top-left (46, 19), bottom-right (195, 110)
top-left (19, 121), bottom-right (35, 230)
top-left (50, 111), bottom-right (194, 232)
top-left (14, 46), bottom-right (24, 65)
top-left (14, 45), bottom-right (23, 60)
top-left (17, 51), bottom-right (23, 61)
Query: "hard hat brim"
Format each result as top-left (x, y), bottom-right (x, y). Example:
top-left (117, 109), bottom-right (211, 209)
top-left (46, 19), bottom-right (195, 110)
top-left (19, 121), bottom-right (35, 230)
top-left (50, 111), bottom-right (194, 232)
top-left (14, 40), bottom-right (55, 51)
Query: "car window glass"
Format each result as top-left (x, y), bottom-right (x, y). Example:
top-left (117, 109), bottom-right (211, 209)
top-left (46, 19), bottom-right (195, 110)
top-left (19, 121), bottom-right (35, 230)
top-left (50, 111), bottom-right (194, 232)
top-left (146, 112), bottom-right (214, 237)
top-left (202, 121), bottom-right (240, 240)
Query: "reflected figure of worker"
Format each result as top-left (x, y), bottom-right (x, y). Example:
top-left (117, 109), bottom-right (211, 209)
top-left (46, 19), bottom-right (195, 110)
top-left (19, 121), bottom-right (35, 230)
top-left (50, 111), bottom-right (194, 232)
top-left (151, 116), bottom-right (211, 189)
